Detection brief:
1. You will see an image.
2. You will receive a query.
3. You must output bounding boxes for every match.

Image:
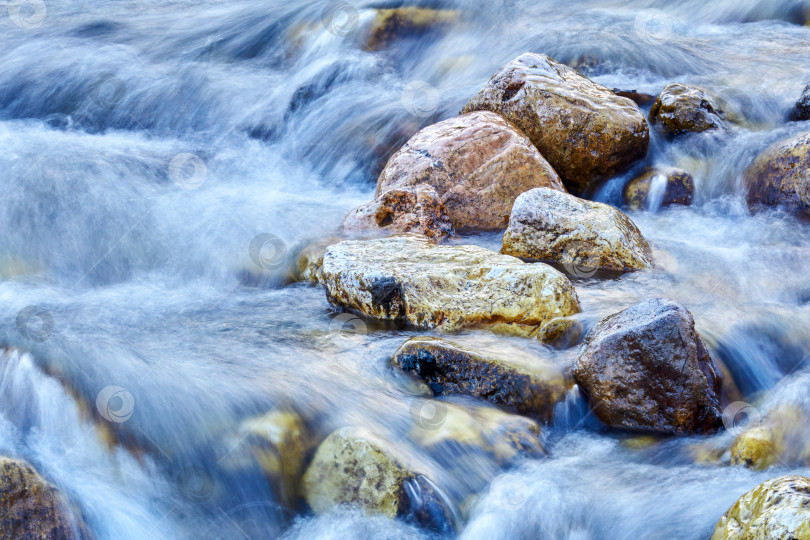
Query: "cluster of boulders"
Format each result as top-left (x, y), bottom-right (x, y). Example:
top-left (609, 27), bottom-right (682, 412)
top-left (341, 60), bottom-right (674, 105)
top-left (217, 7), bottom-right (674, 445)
top-left (273, 46), bottom-right (810, 535)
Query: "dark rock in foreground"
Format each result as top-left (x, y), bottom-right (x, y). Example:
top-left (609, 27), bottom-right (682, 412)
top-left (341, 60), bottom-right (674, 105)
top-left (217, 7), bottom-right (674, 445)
top-left (573, 298), bottom-right (724, 435)
top-left (392, 336), bottom-right (567, 421)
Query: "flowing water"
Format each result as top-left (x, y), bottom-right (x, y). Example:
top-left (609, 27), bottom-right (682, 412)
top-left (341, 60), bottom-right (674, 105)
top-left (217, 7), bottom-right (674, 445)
top-left (2, 0), bottom-right (810, 538)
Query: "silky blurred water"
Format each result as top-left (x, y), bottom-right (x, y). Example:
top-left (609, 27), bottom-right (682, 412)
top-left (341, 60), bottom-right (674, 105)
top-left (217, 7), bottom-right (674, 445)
top-left (1, 0), bottom-right (810, 538)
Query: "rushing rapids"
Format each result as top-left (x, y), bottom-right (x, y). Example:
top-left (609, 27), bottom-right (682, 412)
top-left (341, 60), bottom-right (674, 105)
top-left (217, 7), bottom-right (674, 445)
top-left (2, 0), bottom-right (810, 538)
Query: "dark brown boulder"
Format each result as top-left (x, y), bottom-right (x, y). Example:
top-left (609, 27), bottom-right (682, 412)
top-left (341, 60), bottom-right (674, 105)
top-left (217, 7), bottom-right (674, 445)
top-left (744, 131), bottom-right (810, 217)
top-left (649, 83), bottom-right (726, 135)
top-left (624, 167), bottom-right (695, 210)
top-left (391, 336), bottom-right (568, 421)
top-left (0, 457), bottom-right (91, 539)
top-left (789, 84), bottom-right (810, 122)
top-left (573, 298), bottom-right (724, 435)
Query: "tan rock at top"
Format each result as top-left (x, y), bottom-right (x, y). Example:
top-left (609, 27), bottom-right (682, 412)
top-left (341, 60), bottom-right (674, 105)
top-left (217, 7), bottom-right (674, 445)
top-left (712, 475), bottom-right (810, 539)
top-left (376, 110), bottom-right (565, 232)
top-left (462, 53), bottom-right (649, 193)
top-left (321, 235), bottom-right (580, 331)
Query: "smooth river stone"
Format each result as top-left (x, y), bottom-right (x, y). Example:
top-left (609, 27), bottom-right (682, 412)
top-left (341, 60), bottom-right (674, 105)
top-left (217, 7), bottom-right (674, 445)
top-left (321, 235), bottom-right (580, 331)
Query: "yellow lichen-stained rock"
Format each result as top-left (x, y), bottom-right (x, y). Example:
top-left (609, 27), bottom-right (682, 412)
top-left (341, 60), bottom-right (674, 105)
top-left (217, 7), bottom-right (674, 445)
top-left (501, 188), bottom-right (654, 274)
top-left (392, 336), bottom-right (568, 421)
top-left (321, 236), bottom-right (580, 331)
top-left (536, 317), bottom-right (584, 349)
top-left (287, 237), bottom-right (342, 284)
top-left (649, 83), bottom-right (726, 135)
top-left (341, 184), bottom-right (453, 242)
top-left (302, 427), bottom-right (456, 533)
top-left (730, 406), bottom-right (810, 470)
top-left (730, 426), bottom-right (778, 470)
top-left (462, 53), bottom-right (649, 193)
top-left (744, 131), bottom-right (810, 218)
top-left (225, 410), bottom-right (312, 507)
top-left (376, 111), bottom-right (565, 232)
top-left (410, 400), bottom-right (546, 466)
top-left (624, 167), bottom-right (695, 211)
top-left (711, 475), bottom-right (810, 540)
top-left (302, 427), bottom-right (412, 517)
top-left (364, 7), bottom-right (459, 51)
top-left (0, 457), bottom-right (91, 539)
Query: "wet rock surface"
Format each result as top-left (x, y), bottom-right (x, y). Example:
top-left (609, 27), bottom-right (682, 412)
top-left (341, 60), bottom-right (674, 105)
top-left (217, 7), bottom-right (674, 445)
top-left (364, 7), bottom-right (459, 51)
top-left (392, 336), bottom-right (568, 421)
top-left (790, 84), bottom-right (810, 121)
top-left (573, 298), bottom-right (725, 435)
top-left (0, 456), bottom-right (90, 540)
top-left (536, 317), bottom-right (584, 349)
top-left (321, 236), bottom-right (580, 331)
top-left (624, 167), bottom-right (695, 210)
top-left (649, 83), bottom-right (726, 135)
top-left (730, 406), bottom-right (810, 470)
top-left (462, 53), bottom-right (649, 193)
top-left (224, 410), bottom-right (312, 507)
top-left (301, 427), bottom-right (455, 532)
top-left (744, 131), bottom-right (810, 217)
top-left (501, 187), bottom-right (654, 274)
top-left (409, 399), bottom-right (547, 465)
top-left (711, 475), bottom-right (810, 540)
top-left (375, 111), bottom-right (565, 232)
top-left (341, 184), bottom-right (453, 242)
